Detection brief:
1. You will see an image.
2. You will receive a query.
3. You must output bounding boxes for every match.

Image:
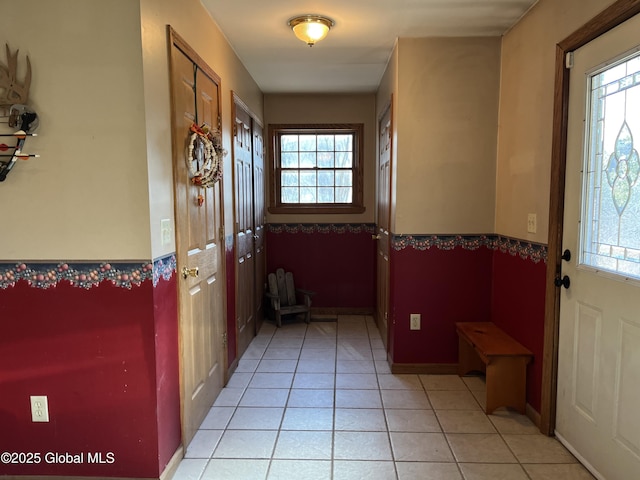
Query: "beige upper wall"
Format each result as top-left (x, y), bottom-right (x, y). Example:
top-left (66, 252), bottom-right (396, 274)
top-left (394, 37), bottom-right (501, 235)
top-left (141, 0), bottom-right (263, 259)
top-left (264, 94), bottom-right (376, 224)
top-left (0, 0), bottom-right (150, 260)
top-left (0, 0), bottom-right (263, 261)
top-left (496, 0), bottom-right (617, 242)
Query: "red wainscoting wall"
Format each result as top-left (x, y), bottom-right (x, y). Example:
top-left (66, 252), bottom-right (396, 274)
top-left (388, 238), bottom-right (494, 365)
top-left (491, 246), bottom-right (547, 413)
top-left (387, 235), bottom-right (547, 412)
top-left (0, 258), bottom-right (180, 478)
top-left (266, 224), bottom-right (377, 310)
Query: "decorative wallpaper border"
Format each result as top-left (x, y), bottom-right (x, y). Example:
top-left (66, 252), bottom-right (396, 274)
top-left (0, 254), bottom-right (177, 290)
top-left (265, 225), bottom-right (547, 263)
top-left (391, 234), bottom-right (547, 263)
top-left (268, 223), bottom-right (376, 235)
top-left (152, 254), bottom-right (177, 287)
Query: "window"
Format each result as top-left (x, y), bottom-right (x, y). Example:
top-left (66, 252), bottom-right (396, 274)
top-left (581, 52), bottom-right (640, 280)
top-left (268, 124), bottom-right (364, 214)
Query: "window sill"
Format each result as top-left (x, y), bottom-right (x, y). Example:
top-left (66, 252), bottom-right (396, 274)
top-left (268, 205), bottom-right (366, 215)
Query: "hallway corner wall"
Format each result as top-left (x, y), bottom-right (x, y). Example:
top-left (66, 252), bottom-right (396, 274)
top-left (0, 257), bottom-right (180, 478)
top-left (387, 235), bottom-right (547, 412)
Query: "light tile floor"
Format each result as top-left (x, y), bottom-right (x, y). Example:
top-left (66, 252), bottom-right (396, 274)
top-left (171, 315), bottom-right (595, 480)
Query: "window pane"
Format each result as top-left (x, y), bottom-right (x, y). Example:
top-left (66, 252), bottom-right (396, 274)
top-left (299, 135), bottom-right (316, 151)
top-left (300, 170), bottom-right (317, 187)
top-left (317, 135), bottom-right (334, 151)
top-left (281, 152), bottom-right (298, 168)
top-left (336, 151), bottom-right (353, 168)
top-left (335, 134), bottom-right (352, 151)
top-left (281, 135), bottom-right (298, 151)
top-left (335, 187), bottom-right (352, 203)
top-left (581, 53), bottom-right (640, 280)
top-left (318, 171), bottom-right (334, 186)
top-left (335, 171), bottom-right (352, 187)
top-left (317, 152), bottom-right (334, 168)
top-left (300, 187), bottom-right (316, 203)
top-left (282, 187), bottom-right (299, 203)
top-left (282, 171), bottom-right (298, 186)
top-left (318, 187), bottom-right (334, 203)
top-left (300, 152), bottom-right (316, 168)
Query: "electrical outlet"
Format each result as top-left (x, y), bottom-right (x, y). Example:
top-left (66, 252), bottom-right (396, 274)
top-left (527, 213), bottom-right (537, 234)
top-left (30, 395), bottom-right (49, 422)
top-left (410, 313), bottom-right (421, 330)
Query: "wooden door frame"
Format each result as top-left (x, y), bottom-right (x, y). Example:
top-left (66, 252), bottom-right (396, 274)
top-left (541, 0), bottom-right (640, 435)
top-left (376, 96), bottom-right (394, 348)
top-left (167, 25), bottom-right (228, 444)
top-left (231, 91), bottom-right (264, 347)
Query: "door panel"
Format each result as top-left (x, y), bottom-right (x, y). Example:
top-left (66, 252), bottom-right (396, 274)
top-left (170, 35), bottom-right (225, 447)
top-left (253, 122), bottom-right (266, 333)
top-left (234, 101), bottom-right (256, 357)
top-left (376, 103), bottom-right (392, 349)
top-left (557, 13), bottom-right (640, 479)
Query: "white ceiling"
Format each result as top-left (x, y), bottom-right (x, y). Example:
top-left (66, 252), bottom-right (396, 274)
top-left (200, 0), bottom-right (538, 94)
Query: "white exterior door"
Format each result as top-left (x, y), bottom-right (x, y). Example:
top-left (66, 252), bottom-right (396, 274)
top-left (556, 13), bottom-right (640, 480)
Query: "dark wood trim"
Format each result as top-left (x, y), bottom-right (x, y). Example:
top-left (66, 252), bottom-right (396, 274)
top-left (526, 402), bottom-right (542, 430)
top-left (226, 357), bottom-right (239, 382)
top-left (541, 0), bottom-right (640, 436)
top-left (310, 307), bottom-right (375, 316)
top-left (559, 0), bottom-right (640, 52)
top-left (232, 91), bottom-right (263, 128)
top-left (269, 205), bottom-right (366, 214)
top-left (168, 26), bottom-right (222, 88)
top-left (390, 363), bottom-right (458, 375)
top-left (267, 123), bottom-right (365, 214)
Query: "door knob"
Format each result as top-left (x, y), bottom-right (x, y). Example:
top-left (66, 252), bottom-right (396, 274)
top-left (182, 266), bottom-right (199, 279)
top-left (554, 275), bottom-right (570, 289)
top-left (561, 249), bottom-right (571, 262)
top-left (372, 234), bottom-right (381, 240)
top-left (253, 234), bottom-right (259, 240)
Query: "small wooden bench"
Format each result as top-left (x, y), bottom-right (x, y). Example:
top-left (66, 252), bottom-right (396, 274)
top-left (456, 322), bottom-right (533, 415)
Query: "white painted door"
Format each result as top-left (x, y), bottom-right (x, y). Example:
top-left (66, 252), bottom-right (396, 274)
top-left (557, 13), bottom-right (640, 480)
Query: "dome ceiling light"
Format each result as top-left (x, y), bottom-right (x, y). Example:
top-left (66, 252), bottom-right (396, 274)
top-left (288, 15), bottom-right (335, 47)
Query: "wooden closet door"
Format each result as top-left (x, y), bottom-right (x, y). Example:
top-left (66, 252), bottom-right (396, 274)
top-left (169, 29), bottom-right (226, 447)
top-left (233, 98), bottom-right (256, 357)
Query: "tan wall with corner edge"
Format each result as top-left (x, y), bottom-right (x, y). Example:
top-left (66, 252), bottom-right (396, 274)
top-left (0, 0), bottom-right (149, 260)
top-left (0, 0), bottom-right (263, 261)
top-left (496, 0), bottom-right (618, 243)
top-left (394, 37), bottom-right (501, 235)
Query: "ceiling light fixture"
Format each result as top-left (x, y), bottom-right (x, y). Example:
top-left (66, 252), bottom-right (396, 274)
top-left (288, 15), bottom-right (335, 47)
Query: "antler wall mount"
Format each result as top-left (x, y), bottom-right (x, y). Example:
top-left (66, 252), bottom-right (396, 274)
top-left (0, 44), bottom-right (39, 182)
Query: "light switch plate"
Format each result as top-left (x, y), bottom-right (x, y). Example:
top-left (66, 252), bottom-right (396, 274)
top-left (527, 213), bottom-right (537, 234)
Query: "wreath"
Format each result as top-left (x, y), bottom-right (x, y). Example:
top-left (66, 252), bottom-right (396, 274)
top-left (186, 123), bottom-right (226, 187)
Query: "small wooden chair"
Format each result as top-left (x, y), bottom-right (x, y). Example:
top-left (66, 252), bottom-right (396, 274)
top-left (266, 268), bottom-right (314, 327)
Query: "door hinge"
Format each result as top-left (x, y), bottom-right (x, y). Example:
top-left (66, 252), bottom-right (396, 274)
top-left (222, 332), bottom-right (228, 347)
top-left (219, 226), bottom-right (225, 238)
top-left (565, 51), bottom-right (574, 69)
top-left (233, 122), bottom-right (237, 137)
